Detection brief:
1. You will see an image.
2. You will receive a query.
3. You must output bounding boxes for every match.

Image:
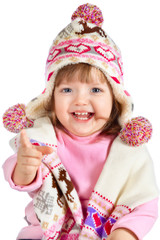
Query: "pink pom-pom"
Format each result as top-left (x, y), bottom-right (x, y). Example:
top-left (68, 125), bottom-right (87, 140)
top-left (3, 104), bottom-right (34, 133)
top-left (71, 3), bottom-right (104, 27)
top-left (119, 117), bottom-right (152, 146)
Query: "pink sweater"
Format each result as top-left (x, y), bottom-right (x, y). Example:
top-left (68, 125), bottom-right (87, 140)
top-left (2, 128), bottom-right (158, 239)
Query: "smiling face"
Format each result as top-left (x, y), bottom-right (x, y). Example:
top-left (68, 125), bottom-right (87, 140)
top-left (53, 65), bottom-right (113, 137)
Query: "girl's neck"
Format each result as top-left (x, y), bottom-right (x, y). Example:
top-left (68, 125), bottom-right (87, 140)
top-left (55, 125), bottom-right (114, 144)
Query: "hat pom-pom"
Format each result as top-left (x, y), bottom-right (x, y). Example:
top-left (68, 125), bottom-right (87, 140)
top-left (3, 104), bottom-right (34, 133)
top-left (119, 117), bottom-right (152, 146)
top-left (71, 3), bottom-right (104, 27)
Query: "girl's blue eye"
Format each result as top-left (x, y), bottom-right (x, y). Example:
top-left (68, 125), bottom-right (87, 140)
top-left (91, 88), bottom-right (101, 93)
top-left (62, 88), bottom-right (72, 93)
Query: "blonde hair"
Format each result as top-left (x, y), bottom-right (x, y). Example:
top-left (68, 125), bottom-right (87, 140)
top-left (47, 63), bottom-right (122, 135)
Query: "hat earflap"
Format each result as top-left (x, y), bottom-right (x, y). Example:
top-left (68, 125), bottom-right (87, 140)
top-left (3, 104), bottom-right (34, 133)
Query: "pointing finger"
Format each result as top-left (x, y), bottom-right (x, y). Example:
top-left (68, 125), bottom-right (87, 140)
top-left (20, 129), bottom-right (32, 148)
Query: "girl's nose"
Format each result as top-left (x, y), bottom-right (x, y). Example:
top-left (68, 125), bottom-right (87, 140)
top-left (74, 92), bottom-right (89, 106)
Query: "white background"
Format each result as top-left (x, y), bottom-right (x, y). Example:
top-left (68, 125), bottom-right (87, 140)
top-left (0, 0), bottom-right (160, 239)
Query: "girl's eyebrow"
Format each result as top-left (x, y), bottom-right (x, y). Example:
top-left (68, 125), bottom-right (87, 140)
top-left (89, 82), bottom-right (108, 87)
top-left (56, 82), bottom-right (71, 87)
top-left (56, 81), bottom-right (107, 87)
top-left (90, 83), bottom-right (105, 85)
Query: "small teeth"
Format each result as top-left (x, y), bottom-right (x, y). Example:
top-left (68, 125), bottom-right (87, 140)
top-left (75, 112), bottom-right (88, 115)
top-left (73, 112), bottom-right (93, 120)
top-left (77, 117), bottom-right (88, 120)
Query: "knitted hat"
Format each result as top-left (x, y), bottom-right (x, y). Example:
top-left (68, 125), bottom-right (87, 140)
top-left (26, 3), bottom-right (132, 127)
top-left (3, 3), bottom-right (152, 146)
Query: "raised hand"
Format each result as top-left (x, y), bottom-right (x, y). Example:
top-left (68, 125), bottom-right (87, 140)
top-left (12, 129), bottom-right (53, 186)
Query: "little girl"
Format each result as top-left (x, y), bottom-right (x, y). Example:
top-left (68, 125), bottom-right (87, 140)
top-left (2, 3), bottom-right (159, 240)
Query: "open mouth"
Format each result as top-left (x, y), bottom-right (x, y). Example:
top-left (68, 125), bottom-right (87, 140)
top-left (72, 112), bottom-right (94, 120)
